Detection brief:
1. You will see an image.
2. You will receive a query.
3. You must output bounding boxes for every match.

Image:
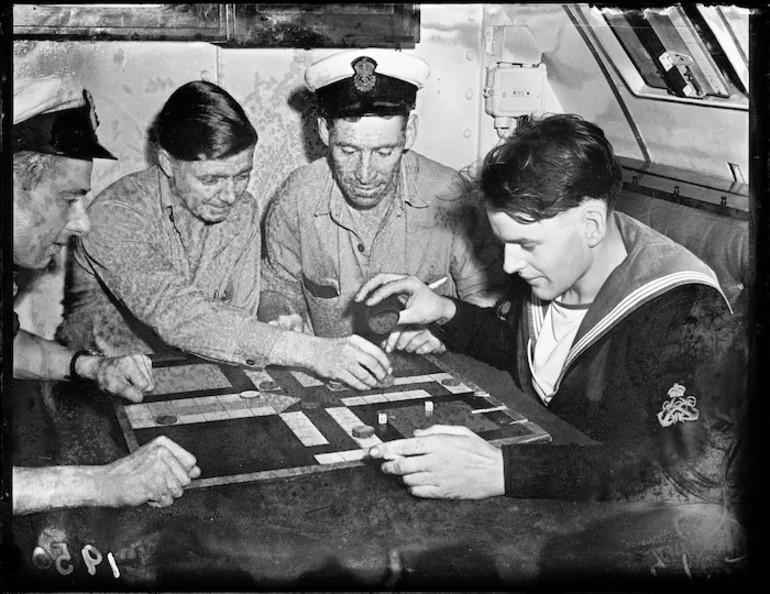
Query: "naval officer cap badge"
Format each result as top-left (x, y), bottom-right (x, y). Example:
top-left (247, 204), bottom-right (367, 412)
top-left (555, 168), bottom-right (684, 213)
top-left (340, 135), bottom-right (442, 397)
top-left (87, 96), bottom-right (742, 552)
top-left (305, 48), bottom-right (430, 118)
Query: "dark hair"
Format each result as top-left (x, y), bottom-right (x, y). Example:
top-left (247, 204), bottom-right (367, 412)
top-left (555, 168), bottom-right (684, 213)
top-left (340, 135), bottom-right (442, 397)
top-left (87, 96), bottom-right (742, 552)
top-left (156, 80), bottom-right (257, 161)
top-left (479, 113), bottom-right (622, 222)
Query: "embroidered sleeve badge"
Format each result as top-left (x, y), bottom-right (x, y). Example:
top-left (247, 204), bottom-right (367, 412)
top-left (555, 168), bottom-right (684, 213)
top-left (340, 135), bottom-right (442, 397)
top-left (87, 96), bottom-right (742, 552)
top-left (657, 383), bottom-right (699, 427)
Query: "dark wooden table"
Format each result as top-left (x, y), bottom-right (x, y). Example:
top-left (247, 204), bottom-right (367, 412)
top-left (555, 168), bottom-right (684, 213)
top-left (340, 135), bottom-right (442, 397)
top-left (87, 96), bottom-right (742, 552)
top-left (3, 352), bottom-right (749, 591)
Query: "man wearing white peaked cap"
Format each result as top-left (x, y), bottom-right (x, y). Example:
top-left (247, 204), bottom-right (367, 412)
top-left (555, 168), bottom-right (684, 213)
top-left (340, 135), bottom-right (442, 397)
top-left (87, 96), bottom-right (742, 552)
top-left (261, 49), bottom-right (506, 355)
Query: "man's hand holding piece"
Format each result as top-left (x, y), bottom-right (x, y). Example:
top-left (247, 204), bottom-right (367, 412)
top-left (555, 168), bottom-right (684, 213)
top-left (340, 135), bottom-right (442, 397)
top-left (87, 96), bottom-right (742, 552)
top-left (355, 273), bottom-right (457, 328)
top-left (368, 425), bottom-right (506, 499)
top-left (98, 436), bottom-right (201, 508)
top-left (75, 353), bottom-right (155, 403)
top-left (310, 335), bottom-right (393, 390)
top-left (381, 326), bottom-right (447, 355)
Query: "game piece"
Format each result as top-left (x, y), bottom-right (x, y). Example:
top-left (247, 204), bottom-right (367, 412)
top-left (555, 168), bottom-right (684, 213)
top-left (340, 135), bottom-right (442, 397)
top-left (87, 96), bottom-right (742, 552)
top-left (377, 374), bottom-right (395, 389)
top-left (240, 390), bottom-right (261, 399)
top-left (441, 377), bottom-right (461, 387)
top-left (378, 412), bottom-right (388, 426)
top-left (327, 380), bottom-right (348, 392)
top-left (352, 425), bottom-right (375, 439)
top-left (259, 379), bottom-right (280, 392)
top-left (300, 397), bottom-right (320, 409)
top-left (364, 294), bottom-right (403, 335)
top-left (471, 405), bottom-right (507, 414)
top-left (243, 368), bottom-right (281, 390)
top-left (424, 401), bottom-right (434, 417)
top-left (155, 414), bottom-right (178, 425)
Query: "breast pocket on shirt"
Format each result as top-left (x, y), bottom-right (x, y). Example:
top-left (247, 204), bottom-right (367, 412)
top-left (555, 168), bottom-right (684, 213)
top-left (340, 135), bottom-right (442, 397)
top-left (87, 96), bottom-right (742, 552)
top-left (302, 274), bottom-right (339, 299)
top-left (301, 273), bottom-right (346, 337)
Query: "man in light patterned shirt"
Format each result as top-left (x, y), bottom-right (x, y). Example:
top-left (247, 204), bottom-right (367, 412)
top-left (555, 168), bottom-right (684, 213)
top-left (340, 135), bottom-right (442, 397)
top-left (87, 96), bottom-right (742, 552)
top-left (58, 80), bottom-right (391, 391)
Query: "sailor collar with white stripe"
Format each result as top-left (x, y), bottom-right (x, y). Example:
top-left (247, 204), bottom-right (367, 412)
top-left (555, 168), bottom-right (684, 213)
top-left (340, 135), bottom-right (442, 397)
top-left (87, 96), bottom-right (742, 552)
top-left (528, 210), bottom-right (727, 356)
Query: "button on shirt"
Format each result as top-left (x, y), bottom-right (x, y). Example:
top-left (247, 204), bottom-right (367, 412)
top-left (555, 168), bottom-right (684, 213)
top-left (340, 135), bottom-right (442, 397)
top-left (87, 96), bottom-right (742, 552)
top-left (260, 151), bottom-right (505, 338)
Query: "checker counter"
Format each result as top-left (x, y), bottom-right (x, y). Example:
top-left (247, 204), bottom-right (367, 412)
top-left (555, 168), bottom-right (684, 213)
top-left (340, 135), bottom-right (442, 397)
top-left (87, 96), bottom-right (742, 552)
top-left (117, 351), bottom-right (552, 487)
top-left (9, 350), bottom-right (659, 591)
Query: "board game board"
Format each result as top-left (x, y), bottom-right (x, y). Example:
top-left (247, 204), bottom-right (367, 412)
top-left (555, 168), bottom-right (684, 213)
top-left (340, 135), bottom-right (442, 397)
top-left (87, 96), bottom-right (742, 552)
top-left (114, 352), bottom-right (551, 488)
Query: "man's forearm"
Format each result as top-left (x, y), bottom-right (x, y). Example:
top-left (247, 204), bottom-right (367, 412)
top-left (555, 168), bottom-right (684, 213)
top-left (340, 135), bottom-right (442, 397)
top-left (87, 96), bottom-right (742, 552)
top-left (13, 330), bottom-right (72, 381)
top-left (439, 298), bottom-right (515, 370)
top-left (267, 330), bottom-right (323, 369)
top-left (13, 329), bottom-right (103, 383)
top-left (12, 466), bottom-right (102, 515)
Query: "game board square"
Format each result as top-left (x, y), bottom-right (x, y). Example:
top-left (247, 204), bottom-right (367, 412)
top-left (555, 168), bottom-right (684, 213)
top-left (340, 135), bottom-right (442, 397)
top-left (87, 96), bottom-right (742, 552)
top-left (177, 413), bottom-right (206, 425)
top-left (314, 452), bottom-right (345, 465)
top-left (226, 408), bottom-right (254, 420)
top-left (197, 402), bottom-right (226, 414)
top-left (339, 450), bottom-right (367, 461)
top-left (146, 402), bottom-right (176, 416)
top-left (264, 392), bottom-right (301, 414)
top-left (130, 417), bottom-right (157, 429)
top-left (125, 404), bottom-right (152, 421)
top-left (250, 406), bottom-right (274, 417)
top-left (203, 410), bottom-right (230, 422)
top-left (394, 374), bottom-right (434, 385)
top-left (288, 368), bottom-right (326, 387)
top-left (150, 363), bottom-right (231, 395)
top-left (389, 392), bottom-right (412, 401)
top-left (172, 400), bottom-right (202, 415)
top-left (406, 389), bottom-right (432, 400)
top-left (245, 395), bottom-right (271, 408)
top-left (297, 434), bottom-right (329, 447)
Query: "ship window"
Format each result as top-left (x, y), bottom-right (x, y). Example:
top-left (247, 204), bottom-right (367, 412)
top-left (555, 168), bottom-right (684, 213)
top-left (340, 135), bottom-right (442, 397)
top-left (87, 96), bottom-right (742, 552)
top-left (601, 4), bottom-right (748, 101)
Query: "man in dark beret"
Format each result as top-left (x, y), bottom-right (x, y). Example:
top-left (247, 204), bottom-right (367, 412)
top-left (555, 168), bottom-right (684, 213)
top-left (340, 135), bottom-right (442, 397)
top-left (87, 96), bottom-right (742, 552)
top-left (9, 75), bottom-right (200, 514)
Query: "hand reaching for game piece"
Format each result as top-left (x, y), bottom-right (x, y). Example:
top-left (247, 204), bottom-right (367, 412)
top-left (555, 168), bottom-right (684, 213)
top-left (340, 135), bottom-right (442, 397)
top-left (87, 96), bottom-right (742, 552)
top-left (77, 353), bottom-right (155, 403)
top-left (355, 273), bottom-right (457, 328)
top-left (381, 326), bottom-right (447, 355)
top-left (310, 335), bottom-right (393, 391)
top-left (96, 436), bottom-right (201, 508)
top-left (368, 425), bottom-right (505, 499)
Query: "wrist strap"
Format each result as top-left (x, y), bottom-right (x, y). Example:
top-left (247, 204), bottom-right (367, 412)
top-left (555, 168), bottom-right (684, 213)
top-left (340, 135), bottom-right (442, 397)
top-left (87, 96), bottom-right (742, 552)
top-left (68, 349), bottom-right (103, 381)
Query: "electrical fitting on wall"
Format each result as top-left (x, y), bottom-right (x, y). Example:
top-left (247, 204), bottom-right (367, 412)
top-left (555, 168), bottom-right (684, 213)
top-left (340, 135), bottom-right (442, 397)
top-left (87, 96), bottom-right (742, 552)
top-left (483, 25), bottom-right (547, 138)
